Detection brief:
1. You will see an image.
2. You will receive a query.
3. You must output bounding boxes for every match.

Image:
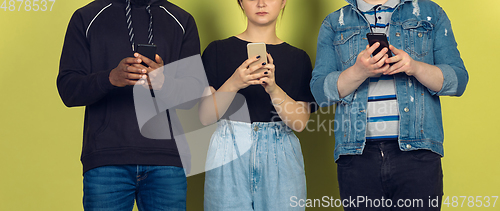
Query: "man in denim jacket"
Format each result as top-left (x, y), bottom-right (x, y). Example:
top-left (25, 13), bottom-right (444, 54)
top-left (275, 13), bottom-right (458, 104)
top-left (311, 0), bottom-right (468, 209)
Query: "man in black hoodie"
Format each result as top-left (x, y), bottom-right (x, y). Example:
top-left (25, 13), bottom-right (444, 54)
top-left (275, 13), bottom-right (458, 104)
top-left (57, 0), bottom-right (202, 210)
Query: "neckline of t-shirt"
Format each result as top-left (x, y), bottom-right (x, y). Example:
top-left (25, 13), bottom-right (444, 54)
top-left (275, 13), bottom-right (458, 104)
top-left (231, 36), bottom-right (288, 47)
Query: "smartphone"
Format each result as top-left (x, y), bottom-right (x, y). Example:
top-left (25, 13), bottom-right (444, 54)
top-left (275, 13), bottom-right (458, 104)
top-left (136, 44), bottom-right (157, 93)
top-left (247, 43), bottom-right (267, 75)
top-left (136, 44), bottom-right (157, 67)
top-left (366, 33), bottom-right (392, 57)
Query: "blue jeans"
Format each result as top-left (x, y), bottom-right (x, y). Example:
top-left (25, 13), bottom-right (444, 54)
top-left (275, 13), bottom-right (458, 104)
top-left (83, 165), bottom-right (187, 211)
top-left (337, 141), bottom-right (443, 210)
top-left (204, 120), bottom-right (306, 211)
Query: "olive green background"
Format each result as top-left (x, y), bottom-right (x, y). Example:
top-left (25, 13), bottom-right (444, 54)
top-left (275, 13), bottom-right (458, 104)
top-left (0, 0), bottom-right (498, 210)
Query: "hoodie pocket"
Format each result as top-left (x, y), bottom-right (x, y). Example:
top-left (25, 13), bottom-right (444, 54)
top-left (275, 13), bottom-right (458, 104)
top-left (93, 98), bottom-right (111, 139)
top-left (93, 90), bottom-right (174, 150)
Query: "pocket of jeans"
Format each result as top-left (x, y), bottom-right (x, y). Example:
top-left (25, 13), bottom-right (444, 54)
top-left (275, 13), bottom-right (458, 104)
top-left (409, 149), bottom-right (441, 162)
top-left (285, 132), bottom-right (305, 170)
top-left (205, 128), bottom-right (225, 171)
top-left (336, 155), bottom-right (354, 167)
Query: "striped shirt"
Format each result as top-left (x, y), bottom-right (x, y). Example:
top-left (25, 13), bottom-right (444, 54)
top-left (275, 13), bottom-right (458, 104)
top-left (357, 0), bottom-right (399, 34)
top-left (357, 0), bottom-right (400, 141)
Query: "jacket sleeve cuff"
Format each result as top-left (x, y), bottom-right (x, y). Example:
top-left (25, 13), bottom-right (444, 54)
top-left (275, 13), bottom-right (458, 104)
top-left (324, 71), bottom-right (355, 104)
top-left (429, 64), bottom-right (458, 96)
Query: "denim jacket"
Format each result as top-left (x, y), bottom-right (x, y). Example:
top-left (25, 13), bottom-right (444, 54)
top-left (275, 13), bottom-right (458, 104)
top-left (310, 0), bottom-right (468, 161)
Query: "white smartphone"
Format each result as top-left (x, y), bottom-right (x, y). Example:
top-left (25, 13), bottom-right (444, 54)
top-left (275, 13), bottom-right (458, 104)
top-left (247, 43), bottom-right (267, 75)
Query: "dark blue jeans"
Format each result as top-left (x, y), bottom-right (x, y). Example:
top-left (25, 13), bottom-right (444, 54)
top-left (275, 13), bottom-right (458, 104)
top-left (337, 141), bottom-right (443, 210)
top-left (83, 165), bottom-right (187, 211)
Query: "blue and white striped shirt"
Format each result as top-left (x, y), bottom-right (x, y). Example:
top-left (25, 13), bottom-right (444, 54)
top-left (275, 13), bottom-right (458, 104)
top-left (358, 0), bottom-right (400, 141)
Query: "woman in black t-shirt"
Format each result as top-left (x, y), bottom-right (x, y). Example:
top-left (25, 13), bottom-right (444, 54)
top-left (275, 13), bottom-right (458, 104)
top-left (199, 0), bottom-right (314, 210)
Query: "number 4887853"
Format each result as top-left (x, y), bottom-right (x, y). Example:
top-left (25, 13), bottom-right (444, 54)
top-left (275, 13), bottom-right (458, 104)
top-left (1, 0), bottom-right (56, 12)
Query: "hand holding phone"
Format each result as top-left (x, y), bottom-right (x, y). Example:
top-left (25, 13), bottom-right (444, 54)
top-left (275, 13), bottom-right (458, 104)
top-left (366, 33), bottom-right (392, 57)
top-left (136, 44), bottom-right (157, 67)
top-left (135, 44), bottom-right (165, 90)
top-left (247, 43), bottom-right (267, 75)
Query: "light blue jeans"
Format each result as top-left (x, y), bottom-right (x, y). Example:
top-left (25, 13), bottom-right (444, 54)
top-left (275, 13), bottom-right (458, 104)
top-left (204, 120), bottom-right (306, 211)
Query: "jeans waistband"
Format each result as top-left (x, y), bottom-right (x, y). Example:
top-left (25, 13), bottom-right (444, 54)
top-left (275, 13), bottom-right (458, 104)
top-left (366, 137), bottom-right (399, 143)
top-left (364, 139), bottom-right (399, 149)
top-left (217, 119), bottom-right (293, 133)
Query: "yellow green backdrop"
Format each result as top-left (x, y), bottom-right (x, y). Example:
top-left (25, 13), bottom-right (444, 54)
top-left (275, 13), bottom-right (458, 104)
top-left (0, 0), bottom-right (498, 210)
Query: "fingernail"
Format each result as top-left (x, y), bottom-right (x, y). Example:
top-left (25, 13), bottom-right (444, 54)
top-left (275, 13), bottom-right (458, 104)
top-left (262, 62), bottom-right (266, 65)
top-left (264, 72), bottom-right (268, 75)
top-left (256, 55), bottom-right (261, 59)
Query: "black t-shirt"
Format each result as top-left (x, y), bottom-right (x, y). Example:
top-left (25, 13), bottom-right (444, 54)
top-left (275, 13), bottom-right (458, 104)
top-left (202, 36), bottom-right (315, 123)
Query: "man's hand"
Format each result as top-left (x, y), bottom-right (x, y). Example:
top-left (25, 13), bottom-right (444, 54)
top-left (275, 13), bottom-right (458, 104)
top-left (109, 57), bottom-right (147, 87)
top-left (337, 43), bottom-right (391, 98)
top-left (384, 45), bottom-right (444, 92)
top-left (133, 53), bottom-right (165, 90)
top-left (352, 42), bottom-right (391, 78)
top-left (384, 45), bottom-right (420, 76)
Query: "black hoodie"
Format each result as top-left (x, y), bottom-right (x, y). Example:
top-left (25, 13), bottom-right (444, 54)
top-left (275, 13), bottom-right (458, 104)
top-left (57, 0), bottom-right (200, 173)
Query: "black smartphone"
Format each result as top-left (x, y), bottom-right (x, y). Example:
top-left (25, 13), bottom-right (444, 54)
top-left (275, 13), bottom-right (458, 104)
top-left (136, 44), bottom-right (157, 67)
top-left (366, 33), bottom-right (392, 57)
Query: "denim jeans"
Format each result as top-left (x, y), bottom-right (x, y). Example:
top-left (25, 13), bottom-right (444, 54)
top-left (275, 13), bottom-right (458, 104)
top-left (83, 165), bottom-right (187, 211)
top-left (337, 141), bottom-right (443, 210)
top-left (204, 120), bottom-right (306, 211)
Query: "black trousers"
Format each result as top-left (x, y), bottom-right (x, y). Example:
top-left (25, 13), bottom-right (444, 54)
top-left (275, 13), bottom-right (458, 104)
top-left (337, 141), bottom-right (443, 210)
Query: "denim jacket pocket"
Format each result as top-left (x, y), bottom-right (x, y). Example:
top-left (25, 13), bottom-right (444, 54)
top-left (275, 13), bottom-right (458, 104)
top-left (333, 29), bottom-right (361, 67)
top-left (402, 19), bottom-right (434, 59)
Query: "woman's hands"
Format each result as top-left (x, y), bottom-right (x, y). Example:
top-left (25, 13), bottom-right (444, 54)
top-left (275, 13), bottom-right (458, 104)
top-left (257, 53), bottom-right (310, 132)
top-left (259, 53), bottom-right (279, 95)
top-left (227, 52), bottom-right (284, 98)
top-left (204, 54), bottom-right (272, 125)
top-left (224, 55), bottom-right (270, 92)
